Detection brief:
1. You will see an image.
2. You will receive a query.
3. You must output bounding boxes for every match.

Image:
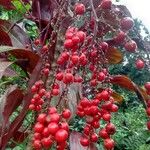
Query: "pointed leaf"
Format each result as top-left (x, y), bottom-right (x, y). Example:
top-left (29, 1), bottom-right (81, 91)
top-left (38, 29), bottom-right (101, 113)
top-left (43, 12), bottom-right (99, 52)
top-left (110, 75), bottom-right (135, 91)
top-left (106, 47), bottom-right (123, 64)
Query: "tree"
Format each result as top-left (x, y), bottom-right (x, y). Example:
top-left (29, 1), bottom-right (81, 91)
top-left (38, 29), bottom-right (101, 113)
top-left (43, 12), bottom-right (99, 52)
top-left (0, 0), bottom-right (150, 150)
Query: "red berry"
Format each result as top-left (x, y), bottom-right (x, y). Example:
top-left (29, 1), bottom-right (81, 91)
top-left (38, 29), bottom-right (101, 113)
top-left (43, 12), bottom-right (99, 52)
top-left (60, 122), bottom-right (69, 131)
top-left (34, 39), bottom-right (40, 45)
top-left (101, 90), bottom-right (110, 101)
top-left (42, 45), bottom-right (48, 53)
top-left (146, 108), bottom-right (150, 116)
top-left (80, 98), bottom-right (90, 107)
top-left (48, 122), bottom-right (59, 135)
top-left (99, 128), bottom-right (109, 139)
top-left (76, 31), bottom-right (86, 43)
top-left (135, 59), bottom-right (145, 69)
top-left (100, 42), bottom-right (108, 52)
top-left (114, 31), bottom-right (126, 44)
top-left (38, 88), bottom-right (46, 97)
top-left (52, 88), bottom-right (60, 96)
top-left (43, 68), bottom-right (49, 76)
top-left (98, 72), bottom-right (106, 81)
top-left (65, 32), bottom-right (73, 39)
top-left (74, 3), bottom-right (85, 15)
top-left (145, 82), bottom-right (150, 91)
top-left (100, 0), bottom-right (112, 9)
top-left (34, 132), bottom-right (42, 140)
top-left (31, 85), bottom-right (38, 93)
top-left (102, 113), bottom-right (111, 121)
top-left (72, 35), bottom-right (80, 45)
top-left (41, 137), bottom-right (52, 148)
top-left (111, 104), bottom-right (118, 112)
top-left (62, 109), bottom-right (71, 119)
top-left (106, 123), bottom-right (116, 135)
top-left (49, 113), bottom-right (60, 123)
top-left (90, 79), bottom-right (98, 86)
top-left (63, 73), bottom-right (74, 84)
top-left (33, 140), bottom-right (42, 149)
top-left (80, 137), bottom-right (90, 147)
top-left (121, 17), bottom-right (134, 30)
top-left (42, 127), bottom-right (50, 137)
top-left (55, 129), bottom-right (68, 142)
top-left (125, 40), bottom-right (137, 52)
top-left (71, 55), bottom-right (79, 65)
top-left (34, 123), bottom-right (44, 133)
top-left (48, 107), bottom-right (57, 114)
top-left (90, 133), bottom-right (98, 143)
top-left (37, 113), bottom-right (46, 123)
top-left (29, 104), bottom-right (35, 110)
top-left (104, 138), bottom-right (115, 150)
top-left (64, 39), bottom-right (73, 49)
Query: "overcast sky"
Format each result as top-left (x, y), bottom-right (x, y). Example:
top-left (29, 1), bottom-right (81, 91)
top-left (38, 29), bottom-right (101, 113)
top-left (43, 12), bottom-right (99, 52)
top-left (113, 0), bottom-right (150, 31)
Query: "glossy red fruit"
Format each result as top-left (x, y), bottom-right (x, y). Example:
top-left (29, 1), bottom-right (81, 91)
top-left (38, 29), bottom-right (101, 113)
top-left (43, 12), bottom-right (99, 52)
top-left (144, 82), bottom-right (150, 91)
top-left (56, 72), bottom-right (64, 81)
top-left (106, 123), bottom-right (116, 135)
top-left (31, 85), bottom-right (38, 93)
top-left (147, 121), bottom-right (150, 130)
top-left (121, 17), bottom-right (134, 30)
top-left (52, 88), bottom-right (60, 96)
top-left (74, 3), bottom-right (85, 15)
top-left (102, 113), bottom-right (111, 121)
top-left (49, 113), bottom-right (60, 123)
top-left (37, 113), bottom-right (47, 124)
top-left (29, 104), bottom-right (35, 110)
top-left (97, 72), bottom-right (106, 81)
top-left (64, 39), bottom-right (73, 49)
top-left (80, 137), bottom-right (90, 147)
top-left (146, 108), bottom-right (150, 116)
top-left (100, 42), bottom-right (108, 52)
top-left (90, 133), bottom-right (98, 142)
top-left (39, 88), bottom-right (46, 97)
top-left (62, 109), bottom-right (71, 119)
top-left (41, 137), bottom-right (53, 148)
top-left (48, 122), bottom-right (59, 135)
top-left (101, 90), bottom-right (110, 101)
top-left (42, 127), bottom-right (50, 137)
top-left (33, 140), bottom-right (42, 149)
top-left (72, 35), bottom-right (80, 45)
top-left (147, 100), bottom-right (150, 107)
top-left (63, 73), bottom-right (74, 84)
top-left (76, 31), bottom-right (86, 42)
top-left (90, 79), bottom-right (98, 86)
top-left (100, 0), bottom-right (112, 9)
top-left (42, 45), bottom-right (48, 53)
top-left (65, 32), bottom-right (73, 39)
top-left (55, 129), bottom-right (68, 142)
top-left (124, 40), bottom-right (137, 52)
top-left (71, 55), bottom-right (79, 65)
top-left (34, 132), bottom-right (42, 140)
top-left (99, 128), bottom-right (109, 139)
top-left (60, 122), bottom-right (69, 131)
top-left (135, 59), bottom-right (145, 69)
top-left (48, 107), bottom-right (57, 114)
top-left (34, 123), bottom-right (44, 133)
top-left (111, 104), bottom-right (118, 112)
top-left (43, 68), bottom-right (49, 76)
top-left (104, 138), bottom-right (115, 150)
top-left (114, 31), bottom-right (126, 44)
top-left (34, 39), bottom-right (40, 45)
top-left (80, 97), bottom-right (90, 107)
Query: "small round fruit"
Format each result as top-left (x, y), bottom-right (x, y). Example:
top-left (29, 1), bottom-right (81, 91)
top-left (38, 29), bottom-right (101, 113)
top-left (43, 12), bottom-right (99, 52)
top-left (99, 128), bottom-right (109, 139)
top-left (34, 123), bottom-right (44, 133)
top-left (146, 108), bottom-right (150, 116)
top-left (104, 138), bottom-right (115, 150)
top-left (37, 113), bottom-right (47, 124)
top-left (80, 137), bottom-right (90, 147)
top-left (55, 129), bottom-right (68, 143)
top-left (48, 122), bottom-right (59, 135)
top-left (124, 40), bottom-right (137, 52)
top-left (135, 59), bottom-right (145, 69)
top-left (147, 121), bottom-right (150, 130)
top-left (74, 3), bottom-right (85, 15)
top-left (106, 123), bottom-right (116, 135)
top-left (100, 0), bottom-right (112, 9)
top-left (62, 109), bottom-right (71, 119)
top-left (33, 140), bottom-right (42, 149)
top-left (90, 133), bottom-right (98, 142)
top-left (64, 39), bottom-right (73, 49)
top-left (41, 137), bottom-right (53, 148)
top-left (120, 17), bottom-right (134, 30)
top-left (144, 82), bottom-right (150, 91)
top-left (102, 113), bottom-right (111, 121)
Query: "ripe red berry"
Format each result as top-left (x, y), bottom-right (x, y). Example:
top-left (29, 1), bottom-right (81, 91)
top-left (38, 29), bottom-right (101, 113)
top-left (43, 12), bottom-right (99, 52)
top-left (124, 40), bottom-right (137, 52)
top-left (48, 107), bottom-right (57, 114)
top-left (114, 31), bottom-right (126, 44)
top-left (135, 59), bottom-right (145, 69)
top-left (80, 137), bottom-right (90, 147)
top-left (62, 109), bottom-right (71, 119)
top-left (101, 90), bottom-right (110, 101)
top-left (37, 113), bottom-right (47, 123)
top-left (42, 45), bottom-right (48, 53)
top-left (48, 122), bottom-right (59, 135)
top-left (34, 39), bottom-right (40, 45)
top-left (60, 122), bottom-right (69, 131)
top-left (90, 133), bottom-right (98, 143)
top-left (90, 79), bottom-right (98, 86)
top-left (100, 0), bottom-right (112, 9)
top-left (64, 39), bottom-right (73, 49)
top-left (29, 104), bottom-right (35, 110)
top-left (74, 3), bottom-right (85, 15)
top-left (100, 42), bottom-right (108, 52)
top-left (76, 31), bottom-right (86, 43)
top-left (99, 128), bottom-right (109, 139)
top-left (71, 55), bottom-right (79, 65)
top-left (41, 137), bottom-right (53, 148)
top-left (42, 127), bottom-right (50, 137)
top-left (106, 123), bottom-right (116, 135)
top-left (34, 132), bottom-right (42, 140)
top-left (72, 35), bottom-right (80, 45)
top-left (56, 72), bottom-right (64, 81)
top-left (55, 129), bottom-right (68, 142)
top-left (31, 85), bottom-right (38, 93)
top-left (144, 82), bottom-right (150, 91)
top-left (104, 138), bottom-right (115, 150)
top-left (33, 140), bottom-right (42, 149)
top-left (52, 88), bottom-right (60, 96)
top-left (121, 17), bottom-right (134, 30)
top-left (98, 72), bottom-right (106, 81)
top-left (39, 88), bottom-right (46, 97)
top-left (63, 73), bottom-right (74, 84)
top-left (34, 123), bottom-right (44, 133)
top-left (43, 68), bottom-right (50, 76)
top-left (102, 113), bottom-right (111, 121)
top-left (65, 32), bottom-right (73, 39)
top-left (111, 104), bottom-right (118, 112)
top-left (49, 113), bottom-right (60, 123)
top-left (146, 108), bottom-right (150, 116)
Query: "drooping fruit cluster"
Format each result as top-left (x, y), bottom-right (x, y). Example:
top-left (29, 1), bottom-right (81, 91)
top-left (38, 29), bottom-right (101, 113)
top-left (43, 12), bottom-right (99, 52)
top-left (32, 107), bottom-right (71, 150)
top-left (77, 89), bottom-right (118, 150)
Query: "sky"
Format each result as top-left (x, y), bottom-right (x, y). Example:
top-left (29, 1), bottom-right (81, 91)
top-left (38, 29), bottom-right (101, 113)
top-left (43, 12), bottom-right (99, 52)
top-left (113, 0), bottom-right (150, 31)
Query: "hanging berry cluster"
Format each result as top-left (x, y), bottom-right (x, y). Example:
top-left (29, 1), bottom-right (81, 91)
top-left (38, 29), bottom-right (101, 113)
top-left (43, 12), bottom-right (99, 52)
top-left (27, 0), bottom-right (150, 149)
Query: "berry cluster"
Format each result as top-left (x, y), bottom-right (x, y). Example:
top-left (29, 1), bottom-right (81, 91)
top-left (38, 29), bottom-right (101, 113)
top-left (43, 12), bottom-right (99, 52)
top-left (77, 89), bottom-right (118, 150)
top-left (33, 107), bottom-right (71, 150)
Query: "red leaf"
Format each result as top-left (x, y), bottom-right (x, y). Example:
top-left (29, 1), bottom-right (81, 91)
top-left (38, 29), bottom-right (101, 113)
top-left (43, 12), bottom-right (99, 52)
top-left (0, 59), bottom-right (13, 79)
top-left (0, 0), bottom-right (15, 10)
top-left (0, 28), bottom-right (12, 46)
top-left (0, 46), bottom-right (39, 73)
top-left (69, 131), bottom-right (97, 150)
top-left (110, 75), bottom-right (135, 91)
top-left (0, 20), bottom-right (30, 48)
top-left (106, 47), bottom-right (123, 64)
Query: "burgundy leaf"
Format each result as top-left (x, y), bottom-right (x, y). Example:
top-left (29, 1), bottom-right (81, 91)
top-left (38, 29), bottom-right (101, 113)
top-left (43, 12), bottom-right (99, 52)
top-left (0, 58), bottom-right (43, 150)
top-left (0, 28), bottom-right (12, 46)
top-left (0, 59), bottom-right (13, 79)
top-left (0, 20), bottom-right (30, 48)
top-left (0, 0), bottom-right (15, 10)
top-left (69, 131), bottom-right (98, 150)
